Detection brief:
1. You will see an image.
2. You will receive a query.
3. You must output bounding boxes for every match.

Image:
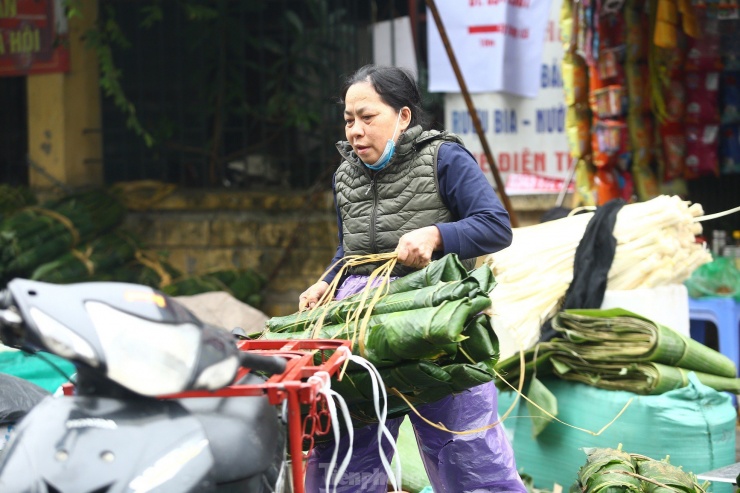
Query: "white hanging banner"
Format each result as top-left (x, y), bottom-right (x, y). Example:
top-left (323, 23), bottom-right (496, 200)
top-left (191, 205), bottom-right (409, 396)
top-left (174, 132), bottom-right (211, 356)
top-left (428, 0), bottom-right (553, 98)
top-left (444, 0), bottom-right (571, 194)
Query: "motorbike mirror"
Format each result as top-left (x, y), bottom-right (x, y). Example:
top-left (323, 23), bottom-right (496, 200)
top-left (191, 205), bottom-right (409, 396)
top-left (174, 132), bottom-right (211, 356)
top-left (231, 327), bottom-right (250, 340)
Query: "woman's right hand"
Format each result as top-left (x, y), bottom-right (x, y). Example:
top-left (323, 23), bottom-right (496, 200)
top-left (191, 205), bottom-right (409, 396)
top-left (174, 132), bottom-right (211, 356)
top-left (298, 280), bottom-right (330, 311)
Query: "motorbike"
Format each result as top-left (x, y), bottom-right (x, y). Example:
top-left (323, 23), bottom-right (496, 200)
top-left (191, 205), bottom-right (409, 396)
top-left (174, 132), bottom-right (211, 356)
top-left (0, 278), bottom-right (349, 493)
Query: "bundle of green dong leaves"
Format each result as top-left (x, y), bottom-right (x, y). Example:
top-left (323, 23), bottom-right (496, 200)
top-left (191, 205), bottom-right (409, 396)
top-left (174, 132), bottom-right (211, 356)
top-left (162, 268), bottom-right (267, 308)
top-left (261, 254), bottom-right (500, 427)
top-left (496, 308), bottom-right (740, 396)
top-left (0, 190), bottom-right (126, 283)
top-left (577, 446), bottom-right (708, 493)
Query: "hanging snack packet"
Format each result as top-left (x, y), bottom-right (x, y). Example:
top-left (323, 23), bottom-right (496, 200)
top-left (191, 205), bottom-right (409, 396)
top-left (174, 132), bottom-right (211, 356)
top-left (595, 166), bottom-right (622, 205)
top-left (663, 77), bottom-right (686, 122)
top-left (685, 14), bottom-right (722, 72)
top-left (593, 85), bottom-right (627, 119)
top-left (566, 105), bottom-right (592, 158)
top-left (684, 124), bottom-right (719, 179)
top-left (598, 9), bottom-right (626, 50)
top-left (588, 64), bottom-right (607, 114)
top-left (563, 53), bottom-right (589, 106)
top-left (574, 159), bottom-right (597, 207)
top-left (598, 47), bottom-right (625, 82)
top-left (592, 119), bottom-right (629, 168)
top-left (560, 0), bottom-right (575, 50)
top-left (685, 72), bottom-right (720, 124)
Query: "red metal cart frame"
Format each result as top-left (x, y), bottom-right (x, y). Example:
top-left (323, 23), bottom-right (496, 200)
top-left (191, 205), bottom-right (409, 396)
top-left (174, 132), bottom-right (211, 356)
top-left (62, 339), bottom-right (351, 493)
top-left (167, 339), bottom-right (351, 493)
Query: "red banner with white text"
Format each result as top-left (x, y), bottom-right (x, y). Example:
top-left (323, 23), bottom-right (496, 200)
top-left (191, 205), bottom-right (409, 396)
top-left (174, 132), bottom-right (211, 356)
top-left (0, 0), bottom-right (69, 76)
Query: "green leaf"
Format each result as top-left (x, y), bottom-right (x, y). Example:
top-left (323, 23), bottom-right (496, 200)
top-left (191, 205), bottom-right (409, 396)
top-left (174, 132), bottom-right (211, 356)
top-left (182, 4), bottom-right (219, 21)
top-left (139, 5), bottom-right (163, 29)
top-left (284, 10), bottom-right (304, 35)
top-left (526, 376), bottom-right (558, 438)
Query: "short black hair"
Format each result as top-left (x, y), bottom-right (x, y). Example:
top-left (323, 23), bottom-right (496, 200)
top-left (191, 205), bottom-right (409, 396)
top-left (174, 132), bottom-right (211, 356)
top-left (340, 64), bottom-right (430, 129)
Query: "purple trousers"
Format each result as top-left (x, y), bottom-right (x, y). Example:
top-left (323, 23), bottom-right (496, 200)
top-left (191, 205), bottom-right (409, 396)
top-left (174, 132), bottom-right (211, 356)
top-left (304, 276), bottom-right (526, 493)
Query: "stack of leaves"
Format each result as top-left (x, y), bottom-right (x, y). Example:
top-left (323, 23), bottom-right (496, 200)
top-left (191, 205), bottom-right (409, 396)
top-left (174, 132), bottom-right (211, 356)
top-left (495, 308), bottom-right (740, 396)
top-left (0, 190), bottom-right (126, 282)
top-left (30, 230), bottom-right (140, 284)
top-left (262, 254), bottom-right (501, 425)
top-left (162, 268), bottom-right (267, 307)
top-left (577, 446), bottom-right (708, 493)
top-left (97, 251), bottom-right (182, 289)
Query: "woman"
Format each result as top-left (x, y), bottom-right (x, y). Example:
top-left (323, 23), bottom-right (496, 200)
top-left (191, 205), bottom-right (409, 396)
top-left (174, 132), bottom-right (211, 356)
top-left (300, 64), bottom-right (526, 493)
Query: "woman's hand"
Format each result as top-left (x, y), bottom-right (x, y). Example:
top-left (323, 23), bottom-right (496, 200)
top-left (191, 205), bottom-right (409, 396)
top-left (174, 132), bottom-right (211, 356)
top-left (395, 225), bottom-right (442, 269)
top-left (299, 280), bottom-right (330, 311)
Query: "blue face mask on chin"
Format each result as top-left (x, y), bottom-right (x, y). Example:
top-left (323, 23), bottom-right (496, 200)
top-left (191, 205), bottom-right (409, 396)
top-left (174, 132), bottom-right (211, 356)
top-left (362, 111), bottom-right (402, 171)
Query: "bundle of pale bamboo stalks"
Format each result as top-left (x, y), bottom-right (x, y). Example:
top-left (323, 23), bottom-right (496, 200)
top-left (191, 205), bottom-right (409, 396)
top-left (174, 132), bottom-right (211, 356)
top-left (483, 195), bottom-right (712, 360)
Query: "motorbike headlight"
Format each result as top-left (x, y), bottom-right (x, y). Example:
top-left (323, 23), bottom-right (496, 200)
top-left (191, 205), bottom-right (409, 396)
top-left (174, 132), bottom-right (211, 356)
top-left (85, 301), bottom-right (201, 396)
top-left (30, 307), bottom-right (99, 367)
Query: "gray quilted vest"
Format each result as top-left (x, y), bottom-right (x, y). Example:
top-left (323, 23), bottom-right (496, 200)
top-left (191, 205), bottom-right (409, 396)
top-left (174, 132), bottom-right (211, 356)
top-left (334, 125), bottom-right (477, 276)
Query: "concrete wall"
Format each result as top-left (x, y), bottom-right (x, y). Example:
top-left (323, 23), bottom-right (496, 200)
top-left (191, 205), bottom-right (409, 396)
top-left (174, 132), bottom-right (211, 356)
top-left (124, 188), bottom-right (567, 318)
top-left (123, 189), bottom-right (339, 318)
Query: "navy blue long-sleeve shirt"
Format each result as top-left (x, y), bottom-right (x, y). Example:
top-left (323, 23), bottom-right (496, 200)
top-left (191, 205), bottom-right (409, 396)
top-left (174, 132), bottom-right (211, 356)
top-left (322, 142), bottom-right (513, 283)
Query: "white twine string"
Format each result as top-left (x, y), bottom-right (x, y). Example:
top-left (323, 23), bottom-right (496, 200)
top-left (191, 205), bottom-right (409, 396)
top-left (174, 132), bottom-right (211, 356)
top-left (345, 350), bottom-right (402, 492)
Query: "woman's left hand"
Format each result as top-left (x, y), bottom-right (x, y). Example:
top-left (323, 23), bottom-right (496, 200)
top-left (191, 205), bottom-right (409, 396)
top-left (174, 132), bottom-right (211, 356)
top-left (395, 225), bottom-right (442, 269)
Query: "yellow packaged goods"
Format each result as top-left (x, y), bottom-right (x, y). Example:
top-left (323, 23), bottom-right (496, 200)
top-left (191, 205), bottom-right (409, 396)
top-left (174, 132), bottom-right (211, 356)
top-left (562, 53), bottom-right (588, 106)
top-left (574, 159), bottom-right (597, 207)
top-left (679, 0), bottom-right (699, 39)
top-left (560, 0), bottom-right (574, 49)
top-left (566, 105), bottom-right (591, 158)
top-left (654, 0), bottom-right (679, 48)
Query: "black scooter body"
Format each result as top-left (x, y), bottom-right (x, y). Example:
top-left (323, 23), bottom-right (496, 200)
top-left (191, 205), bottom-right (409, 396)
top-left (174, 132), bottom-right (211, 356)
top-left (0, 279), bottom-right (288, 493)
top-left (0, 382), bottom-right (285, 492)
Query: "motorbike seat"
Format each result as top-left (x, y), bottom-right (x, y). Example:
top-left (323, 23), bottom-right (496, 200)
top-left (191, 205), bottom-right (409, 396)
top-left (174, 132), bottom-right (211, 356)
top-left (177, 375), bottom-right (283, 484)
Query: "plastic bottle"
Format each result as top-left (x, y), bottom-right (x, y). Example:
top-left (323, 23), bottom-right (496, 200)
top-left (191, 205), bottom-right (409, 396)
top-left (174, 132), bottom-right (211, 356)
top-left (712, 230), bottom-right (727, 257)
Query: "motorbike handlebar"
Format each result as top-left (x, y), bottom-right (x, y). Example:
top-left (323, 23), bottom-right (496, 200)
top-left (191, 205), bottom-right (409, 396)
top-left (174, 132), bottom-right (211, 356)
top-left (239, 351), bottom-right (287, 376)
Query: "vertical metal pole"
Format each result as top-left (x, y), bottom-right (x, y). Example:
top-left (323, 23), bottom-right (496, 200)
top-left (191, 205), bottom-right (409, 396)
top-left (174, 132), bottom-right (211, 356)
top-left (424, 0), bottom-right (519, 227)
top-left (287, 385), bottom-right (305, 493)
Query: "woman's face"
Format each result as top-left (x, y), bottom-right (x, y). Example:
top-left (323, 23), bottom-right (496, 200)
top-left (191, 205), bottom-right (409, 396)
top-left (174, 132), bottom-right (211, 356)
top-left (344, 81), bottom-right (410, 163)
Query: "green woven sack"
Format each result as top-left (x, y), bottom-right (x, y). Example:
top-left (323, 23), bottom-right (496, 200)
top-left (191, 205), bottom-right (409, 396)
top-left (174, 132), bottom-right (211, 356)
top-left (0, 349), bottom-right (75, 393)
top-left (497, 375), bottom-right (735, 493)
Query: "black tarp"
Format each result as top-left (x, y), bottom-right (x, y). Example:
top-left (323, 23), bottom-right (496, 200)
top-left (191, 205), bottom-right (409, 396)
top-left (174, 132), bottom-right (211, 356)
top-left (0, 373), bottom-right (49, 425)
top-left (539, 198), bottom-right (626, 342)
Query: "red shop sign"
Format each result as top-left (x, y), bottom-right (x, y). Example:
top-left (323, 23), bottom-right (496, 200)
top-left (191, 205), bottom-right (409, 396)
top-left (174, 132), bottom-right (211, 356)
top-left (0, 0), bottom-right (70, 77)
